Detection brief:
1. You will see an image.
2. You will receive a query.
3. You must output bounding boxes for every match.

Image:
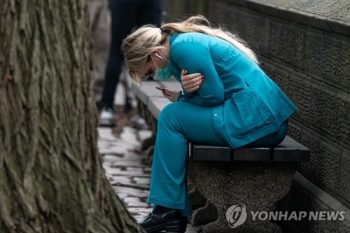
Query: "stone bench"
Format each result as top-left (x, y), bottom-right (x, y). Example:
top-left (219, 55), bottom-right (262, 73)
top-left (132, 79), bottom-right (310, 233)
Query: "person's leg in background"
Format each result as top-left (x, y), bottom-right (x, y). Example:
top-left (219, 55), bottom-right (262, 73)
top-left (88, 0), bottom-right (111, 104)
top-left (136, 0), bottom-right (163, 27)
top-left (99, 0), bottom-right (142, 126)
top-left (99, 0), bottom-right (164, 127)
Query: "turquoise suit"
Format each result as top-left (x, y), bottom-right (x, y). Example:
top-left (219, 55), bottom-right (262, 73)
top-left (148, 32), bottom-right (297, 216)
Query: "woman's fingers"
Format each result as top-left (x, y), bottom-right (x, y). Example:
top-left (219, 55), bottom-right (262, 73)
top-left (181, 70), bottom-right (204, 93)
top-left (162, 88), bottom-right (181, 102)
top-left (183, 76), bottom-right (204, 92)
top-left (181, 71), bottom-right (201, 83)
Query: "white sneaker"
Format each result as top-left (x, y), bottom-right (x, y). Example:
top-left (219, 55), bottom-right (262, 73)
top-left (99, 108), bottom-right (116, 127)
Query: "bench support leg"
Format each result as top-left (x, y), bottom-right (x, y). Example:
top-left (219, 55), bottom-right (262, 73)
top-left (188, 160), bottom-right (297, 233)
top-left (191, 199), bottom-right (217, 227)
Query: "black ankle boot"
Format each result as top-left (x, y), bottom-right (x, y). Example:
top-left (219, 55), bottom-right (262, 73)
top-left (139, 210), bottom-right (183, 233)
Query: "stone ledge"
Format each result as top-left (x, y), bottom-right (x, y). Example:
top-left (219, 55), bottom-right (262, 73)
top-left (294, 172), bottom-right (350, 219)
top-left (221, 0), bottom-right (350, 37)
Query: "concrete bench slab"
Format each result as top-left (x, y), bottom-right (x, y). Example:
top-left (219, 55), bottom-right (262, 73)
top-left (131, 81), bottom-right (164, 104)
top-left (190, 136), bottom-right (310, 162)
top-left (148, 97), bottom-right (171, 119)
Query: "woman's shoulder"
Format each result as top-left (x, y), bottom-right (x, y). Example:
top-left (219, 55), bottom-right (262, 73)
top-left (170, 32), bottom-right (210, 45)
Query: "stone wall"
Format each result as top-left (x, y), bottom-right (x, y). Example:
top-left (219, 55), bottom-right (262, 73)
top-left (164, 0), bottom-right (350, 230)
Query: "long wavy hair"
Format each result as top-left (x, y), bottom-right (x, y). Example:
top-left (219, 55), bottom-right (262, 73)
top-left (122, 15), bottom-right (258, 83)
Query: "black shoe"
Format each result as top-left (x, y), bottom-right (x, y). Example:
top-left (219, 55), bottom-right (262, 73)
top-left (139, 210), bottom-right (183, 233)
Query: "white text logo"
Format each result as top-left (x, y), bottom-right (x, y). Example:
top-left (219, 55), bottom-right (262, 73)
top-left (227, 204), bottom-right (346, 228)
top-left (226, 204), bottom-right (247, 228)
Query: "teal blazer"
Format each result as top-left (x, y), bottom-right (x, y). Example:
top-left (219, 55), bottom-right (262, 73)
top-left (169, 32), bottom-right (297, 148)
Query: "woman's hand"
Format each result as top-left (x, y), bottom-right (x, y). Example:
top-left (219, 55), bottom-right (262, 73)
top-left (161, 88), bottom-right (182, 102)
top-left (181, 70), bottom-right (204, 93)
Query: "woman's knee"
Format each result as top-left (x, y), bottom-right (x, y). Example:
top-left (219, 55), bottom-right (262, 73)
top-left (157, 102), bottom-right (191, 132)
top-left (158, 102), bottom-right (184, 121)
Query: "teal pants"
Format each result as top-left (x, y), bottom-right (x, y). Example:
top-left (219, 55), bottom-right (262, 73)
top-left (148, 102), bottom-right (288, 216)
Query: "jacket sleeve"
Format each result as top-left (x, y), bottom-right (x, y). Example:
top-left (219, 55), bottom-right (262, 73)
top-left (172, 41), bottom-right (225, 106)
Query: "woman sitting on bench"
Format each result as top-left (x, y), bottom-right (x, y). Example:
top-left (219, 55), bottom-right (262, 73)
top-left (121, 15), bottom-right (297, 233)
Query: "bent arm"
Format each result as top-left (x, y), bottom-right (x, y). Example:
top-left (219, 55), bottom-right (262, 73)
top-left (172, 42), bottom-right (225, 106)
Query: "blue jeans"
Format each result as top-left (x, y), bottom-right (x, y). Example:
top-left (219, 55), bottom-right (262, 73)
top-left (99, 0), bottom-right (163, 108)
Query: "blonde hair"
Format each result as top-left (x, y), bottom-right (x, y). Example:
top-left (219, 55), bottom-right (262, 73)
top-left (122, 15), bottom-right (258, 83)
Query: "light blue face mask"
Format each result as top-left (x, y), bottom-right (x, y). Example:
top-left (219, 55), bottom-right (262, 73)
top-left (151, 53), bottom-right (173, 81)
